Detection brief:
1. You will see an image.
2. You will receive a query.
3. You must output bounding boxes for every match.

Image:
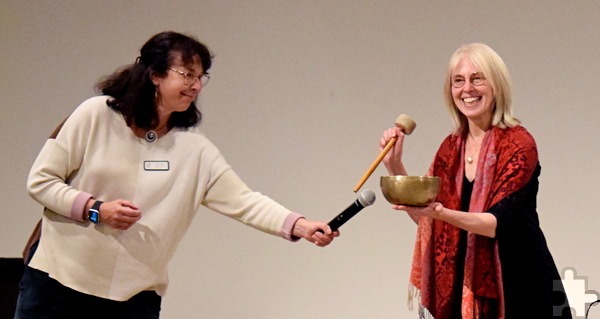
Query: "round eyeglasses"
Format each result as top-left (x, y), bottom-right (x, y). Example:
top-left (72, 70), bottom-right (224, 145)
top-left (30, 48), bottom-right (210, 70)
top-left (451, 72), bottom-right (485, 88)
top-left (169, 68), bottom-right (210, 86)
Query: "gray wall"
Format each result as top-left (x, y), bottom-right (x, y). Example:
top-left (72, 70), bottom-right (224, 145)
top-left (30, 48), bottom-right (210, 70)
top-left (1, 1), bottom-right (599, 318)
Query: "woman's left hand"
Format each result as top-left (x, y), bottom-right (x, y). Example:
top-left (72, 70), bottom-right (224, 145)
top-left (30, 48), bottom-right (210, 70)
top-left (292, 219), bottom-right (340, 247)
top-left (392, 202), bottom-right (443, 220)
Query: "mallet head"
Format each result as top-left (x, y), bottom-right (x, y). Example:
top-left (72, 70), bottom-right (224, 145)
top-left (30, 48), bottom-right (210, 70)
top-left (394, 114), bottom-right (416, 135)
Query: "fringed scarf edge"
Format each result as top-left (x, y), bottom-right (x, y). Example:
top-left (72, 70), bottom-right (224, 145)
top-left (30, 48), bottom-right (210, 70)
top-left (408, 283), bottom-right (436, 319)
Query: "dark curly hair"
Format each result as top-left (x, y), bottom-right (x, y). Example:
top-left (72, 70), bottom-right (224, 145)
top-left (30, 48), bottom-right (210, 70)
top-left (96, 31), bottom-right (213, 130)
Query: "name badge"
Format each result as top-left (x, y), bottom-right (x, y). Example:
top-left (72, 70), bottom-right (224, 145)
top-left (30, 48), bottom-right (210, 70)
top-left (144, 161), bottom-right (169, 171)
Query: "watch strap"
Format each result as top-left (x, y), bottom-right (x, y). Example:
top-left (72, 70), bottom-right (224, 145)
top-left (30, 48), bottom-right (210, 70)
top-left (89, 200), bottom-right (103, 224)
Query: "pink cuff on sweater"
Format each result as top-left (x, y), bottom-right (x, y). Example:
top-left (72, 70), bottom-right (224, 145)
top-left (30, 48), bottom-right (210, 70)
top-left (71, 192), bottom-right (93, 222)
top-left (281, 212), bottom-right (304, 242)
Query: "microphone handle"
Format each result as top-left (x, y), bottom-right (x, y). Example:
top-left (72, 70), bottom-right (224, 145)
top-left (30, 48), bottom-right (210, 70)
top-left (327, 201), bottom-right (363, 231)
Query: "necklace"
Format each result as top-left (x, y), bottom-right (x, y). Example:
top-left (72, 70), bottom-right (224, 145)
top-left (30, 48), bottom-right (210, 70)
top-left (466, 134), bottom-right (480, 165)
top-left (143, 125), bottom-right (168, 143)
top-left (145, 130), bottom-right (158, 142)
top-left (466, 155), bottom-right (474, 164)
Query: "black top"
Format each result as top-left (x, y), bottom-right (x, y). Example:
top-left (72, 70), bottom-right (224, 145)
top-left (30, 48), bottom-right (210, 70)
top-left (488, 164), bottom-right (572, 318)
top-left (450, 176), bottom-right (471, 318)
top-left (450, 165), bottom-right (572, 318)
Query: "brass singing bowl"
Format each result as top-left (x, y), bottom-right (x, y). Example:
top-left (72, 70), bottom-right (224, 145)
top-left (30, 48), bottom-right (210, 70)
top-left (380, 175), bottom-right (441, 206)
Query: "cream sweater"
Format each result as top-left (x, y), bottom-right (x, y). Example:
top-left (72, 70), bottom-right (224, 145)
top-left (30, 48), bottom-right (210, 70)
top-left (27, 96), bottom-right (301, 301)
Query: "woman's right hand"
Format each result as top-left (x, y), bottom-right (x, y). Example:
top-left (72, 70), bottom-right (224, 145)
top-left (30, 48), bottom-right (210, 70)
top-left (98, 199), bottom-right (142, 230)
top-left (379, 127), bottom-right (406, 176)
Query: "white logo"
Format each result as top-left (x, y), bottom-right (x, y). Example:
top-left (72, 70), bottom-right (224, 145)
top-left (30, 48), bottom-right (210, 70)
top-left (554, 267), bottom-right (599, 318)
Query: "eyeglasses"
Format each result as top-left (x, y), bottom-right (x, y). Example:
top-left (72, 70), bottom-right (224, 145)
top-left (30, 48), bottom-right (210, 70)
top-left (451, 72), bottom-right (486, 88)
top-left (169, 68), bottom-right (210, 86)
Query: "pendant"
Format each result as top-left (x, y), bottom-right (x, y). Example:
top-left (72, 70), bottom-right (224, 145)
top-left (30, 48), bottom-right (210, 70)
top-left (145, 130), bottom-right (157, 142)
top-left (467, 155), bottom-right (473, 164)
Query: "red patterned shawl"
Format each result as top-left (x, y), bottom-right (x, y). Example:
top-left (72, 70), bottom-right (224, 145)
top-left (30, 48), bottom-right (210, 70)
top-left (410, 126), bottom-right (538, 319)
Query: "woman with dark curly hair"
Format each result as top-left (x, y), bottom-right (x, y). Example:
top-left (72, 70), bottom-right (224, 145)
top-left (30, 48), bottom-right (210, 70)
top-left (16, 31), bottom-right (338, 318)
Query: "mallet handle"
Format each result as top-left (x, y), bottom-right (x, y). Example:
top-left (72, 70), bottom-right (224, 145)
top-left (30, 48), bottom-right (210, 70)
top-left (353, 136), bottom-right (397, 193)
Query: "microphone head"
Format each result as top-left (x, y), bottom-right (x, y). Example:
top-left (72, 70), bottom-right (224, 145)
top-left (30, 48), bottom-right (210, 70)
top-left (358, 189), bottom-right (376, 207)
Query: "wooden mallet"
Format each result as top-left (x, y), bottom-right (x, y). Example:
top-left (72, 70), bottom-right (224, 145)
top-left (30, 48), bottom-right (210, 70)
top-left (352, 114), bottom-right (416, 193)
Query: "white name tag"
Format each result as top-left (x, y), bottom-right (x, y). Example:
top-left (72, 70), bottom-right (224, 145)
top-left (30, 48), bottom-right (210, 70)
top-left (144, 161), bottom-right (169, 171)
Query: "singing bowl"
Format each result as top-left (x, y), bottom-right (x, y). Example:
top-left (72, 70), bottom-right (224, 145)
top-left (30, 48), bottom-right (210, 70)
top-left (380, 175), bottom-right (441, 206)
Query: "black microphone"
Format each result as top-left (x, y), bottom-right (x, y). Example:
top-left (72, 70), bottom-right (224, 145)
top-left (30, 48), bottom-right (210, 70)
top-left (327, 190), bottom-right (376, 231)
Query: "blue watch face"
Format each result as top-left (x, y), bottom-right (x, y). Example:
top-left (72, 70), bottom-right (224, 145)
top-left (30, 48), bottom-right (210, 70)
top-left (89, 210), bottom-right (100, 224)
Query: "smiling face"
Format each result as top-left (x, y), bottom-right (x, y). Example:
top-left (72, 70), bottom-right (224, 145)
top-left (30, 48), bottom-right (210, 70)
top-left (450, 58), bottom-right (495, 128)
top-left (151, 54), bottom-right (204, 118)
